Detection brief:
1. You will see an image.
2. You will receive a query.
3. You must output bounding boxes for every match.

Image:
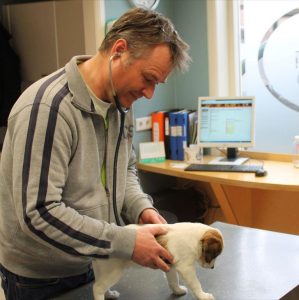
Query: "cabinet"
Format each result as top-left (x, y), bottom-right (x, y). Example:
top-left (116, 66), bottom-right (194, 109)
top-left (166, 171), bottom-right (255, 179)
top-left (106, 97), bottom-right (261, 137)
top-left (2, 0), bottom-right (105, 89)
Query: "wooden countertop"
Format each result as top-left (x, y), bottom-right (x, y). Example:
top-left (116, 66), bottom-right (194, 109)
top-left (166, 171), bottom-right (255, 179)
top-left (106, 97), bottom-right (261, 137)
top-left (137, 152), bottom-right (299, 192)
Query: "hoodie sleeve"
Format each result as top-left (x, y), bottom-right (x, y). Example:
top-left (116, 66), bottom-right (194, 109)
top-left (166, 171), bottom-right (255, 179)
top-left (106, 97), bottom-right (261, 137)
top-left (10, 97), bottom-right (136, 259)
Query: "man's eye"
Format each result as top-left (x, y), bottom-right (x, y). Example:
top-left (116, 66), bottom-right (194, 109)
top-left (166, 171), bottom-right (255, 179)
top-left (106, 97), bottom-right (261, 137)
top-left (144, 76), bottom-right (152, 83)
top-left (144, 76), bottom-right (158, 85)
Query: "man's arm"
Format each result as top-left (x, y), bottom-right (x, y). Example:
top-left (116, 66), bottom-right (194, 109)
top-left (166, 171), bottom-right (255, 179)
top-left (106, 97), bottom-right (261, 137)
top-left (11, 104), bottom-right (136, 259)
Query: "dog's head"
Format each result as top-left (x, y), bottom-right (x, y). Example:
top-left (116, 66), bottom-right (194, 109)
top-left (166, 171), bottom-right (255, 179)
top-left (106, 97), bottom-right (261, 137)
top-left (199, 228), bottom-right (223, 269)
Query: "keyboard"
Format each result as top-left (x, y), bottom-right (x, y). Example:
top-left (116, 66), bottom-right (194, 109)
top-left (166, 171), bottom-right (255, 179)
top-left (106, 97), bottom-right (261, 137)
top-left (184, 164), bottom-right (263, 173)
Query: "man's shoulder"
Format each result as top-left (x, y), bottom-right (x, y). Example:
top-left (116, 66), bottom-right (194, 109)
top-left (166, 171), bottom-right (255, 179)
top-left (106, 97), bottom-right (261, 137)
top-left (8, 68), bottom-right (70, 120)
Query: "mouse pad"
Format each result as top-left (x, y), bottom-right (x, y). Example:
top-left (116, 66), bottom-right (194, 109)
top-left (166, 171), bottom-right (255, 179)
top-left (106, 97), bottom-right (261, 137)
top-left (279, 285), bottom-right (299, 300)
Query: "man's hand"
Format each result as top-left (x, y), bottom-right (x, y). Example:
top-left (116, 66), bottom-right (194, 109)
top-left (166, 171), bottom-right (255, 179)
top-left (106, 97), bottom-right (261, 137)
top-left (138, 208), bottom-right (167, 224)
top-left (132, 225), bottom-right (173, 272)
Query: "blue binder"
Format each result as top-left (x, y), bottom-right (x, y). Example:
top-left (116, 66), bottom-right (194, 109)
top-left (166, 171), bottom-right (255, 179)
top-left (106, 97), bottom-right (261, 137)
top-left (169, 111), bottom-right (179, 160)
top-left (164, 109), bottom-right (180, 159)
top-left (177, 110), bottom-right (189, 160)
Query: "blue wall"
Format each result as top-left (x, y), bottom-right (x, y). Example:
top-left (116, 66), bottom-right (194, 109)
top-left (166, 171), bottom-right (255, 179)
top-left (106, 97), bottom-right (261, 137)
top-left (173, 0), bottom-right (209, 109)
top-left (105, 0), bottom-right (209, 154)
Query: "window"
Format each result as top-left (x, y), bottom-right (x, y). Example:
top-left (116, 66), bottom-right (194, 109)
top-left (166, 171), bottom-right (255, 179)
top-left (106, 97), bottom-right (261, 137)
top-left (207, 0), bottom-right (299, 153)
top-left (240, 0), bottom-right (299, 153)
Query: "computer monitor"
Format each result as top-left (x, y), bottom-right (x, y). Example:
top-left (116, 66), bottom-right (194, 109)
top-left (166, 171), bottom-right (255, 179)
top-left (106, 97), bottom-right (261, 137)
top-left (197, 96), bottom-right (255, 165)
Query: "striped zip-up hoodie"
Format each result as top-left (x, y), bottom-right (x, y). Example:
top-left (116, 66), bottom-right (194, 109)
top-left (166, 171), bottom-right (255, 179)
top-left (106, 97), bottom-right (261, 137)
top-left (0, 56), bottom-right (154, 278)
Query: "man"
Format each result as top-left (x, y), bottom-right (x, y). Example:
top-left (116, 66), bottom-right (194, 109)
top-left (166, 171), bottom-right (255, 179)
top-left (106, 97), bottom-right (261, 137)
top-left (0, 7), bottom-right (191, 300)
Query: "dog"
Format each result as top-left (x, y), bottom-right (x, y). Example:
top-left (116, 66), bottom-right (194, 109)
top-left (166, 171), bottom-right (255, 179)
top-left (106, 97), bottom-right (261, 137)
top-left (92, 222), bottom-right (223, 300)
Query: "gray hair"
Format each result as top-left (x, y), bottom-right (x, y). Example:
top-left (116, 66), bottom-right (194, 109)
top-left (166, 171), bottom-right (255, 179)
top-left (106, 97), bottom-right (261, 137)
top-left (99, 8), bottom-right (191, 73)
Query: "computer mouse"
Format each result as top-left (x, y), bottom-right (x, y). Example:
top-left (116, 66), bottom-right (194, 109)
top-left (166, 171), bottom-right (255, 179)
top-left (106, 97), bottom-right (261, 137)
top-left (255, 169), bottom-right (267, 177)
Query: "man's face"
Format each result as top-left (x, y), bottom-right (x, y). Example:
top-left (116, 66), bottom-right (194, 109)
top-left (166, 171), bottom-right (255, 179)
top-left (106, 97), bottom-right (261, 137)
top-left (112, 44), bottom-right (173, 108)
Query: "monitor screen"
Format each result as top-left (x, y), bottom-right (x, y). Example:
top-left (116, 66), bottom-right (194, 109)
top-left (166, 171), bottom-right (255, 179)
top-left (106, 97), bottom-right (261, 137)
top-left (197, 96), bottom-right (255, 162)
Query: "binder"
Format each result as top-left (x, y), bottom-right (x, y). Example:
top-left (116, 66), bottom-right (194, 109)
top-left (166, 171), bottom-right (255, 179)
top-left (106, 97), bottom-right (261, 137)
top-left (151, 111), bottom-right (165, 142)
top-left (168, 111), bottom-right (180, 160)
top-left (188, 110), bottom-right (197, 144)
top-left (164, 109), bottom-right (179, 159)
top-left (177, 110), bottom-right (190, 160)
top-left (175, 110), bottom-right (197, 160)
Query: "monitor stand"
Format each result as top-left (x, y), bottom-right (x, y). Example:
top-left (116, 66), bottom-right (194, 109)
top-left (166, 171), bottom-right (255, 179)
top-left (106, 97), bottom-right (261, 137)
top-left (208, 147), bottom-right (249, 165)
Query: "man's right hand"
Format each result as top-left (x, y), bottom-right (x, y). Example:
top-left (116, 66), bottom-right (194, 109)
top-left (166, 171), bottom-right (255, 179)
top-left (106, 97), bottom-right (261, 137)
top-left (132, 226), bottom-right (173, 272)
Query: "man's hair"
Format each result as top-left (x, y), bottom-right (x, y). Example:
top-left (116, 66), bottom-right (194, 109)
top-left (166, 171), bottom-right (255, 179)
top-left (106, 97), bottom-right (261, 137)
top-left (99, 8), bottom-right (191, 73)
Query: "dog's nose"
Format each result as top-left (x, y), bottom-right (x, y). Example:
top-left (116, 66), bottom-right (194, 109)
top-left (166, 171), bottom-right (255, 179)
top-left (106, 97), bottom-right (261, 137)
top-left (211, 266), bottom-right (214, 269)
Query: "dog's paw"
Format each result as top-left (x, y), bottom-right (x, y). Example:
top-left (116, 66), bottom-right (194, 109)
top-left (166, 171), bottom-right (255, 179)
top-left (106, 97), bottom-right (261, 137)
top-left (198, 292), bottom-right (214, 300)
top-left (104, 289), bottom-right (120, 299)
top-left (172, 284), bottom-right (188, 296)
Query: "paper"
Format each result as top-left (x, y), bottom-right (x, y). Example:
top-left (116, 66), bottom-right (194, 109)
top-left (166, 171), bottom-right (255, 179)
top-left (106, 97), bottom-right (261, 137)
top-left (170, 163), bottom-right (189, 169)
top-left (139, 142), bottom-right (165, 163)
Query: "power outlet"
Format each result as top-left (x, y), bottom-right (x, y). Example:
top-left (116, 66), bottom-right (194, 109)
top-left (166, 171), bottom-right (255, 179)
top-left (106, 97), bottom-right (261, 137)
top-left (135, 116), bottom-right (152, 132)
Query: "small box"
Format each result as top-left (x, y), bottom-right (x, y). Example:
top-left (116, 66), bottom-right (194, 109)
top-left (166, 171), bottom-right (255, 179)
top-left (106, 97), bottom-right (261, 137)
top-left (139, 142), bottom-right (165, 164)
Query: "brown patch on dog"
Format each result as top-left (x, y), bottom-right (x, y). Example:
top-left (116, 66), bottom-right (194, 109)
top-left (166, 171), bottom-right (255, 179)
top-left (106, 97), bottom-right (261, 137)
top-left (201, 229), bottom-right (223, 263)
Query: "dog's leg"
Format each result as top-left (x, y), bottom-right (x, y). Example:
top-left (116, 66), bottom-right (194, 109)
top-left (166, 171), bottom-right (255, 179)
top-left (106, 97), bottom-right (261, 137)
top-left (92, 258), bottom-right (129, 300)
top-left (165, 267), bottom-right (188, 296)
top-left (175, 263), bottom-right (214, 300)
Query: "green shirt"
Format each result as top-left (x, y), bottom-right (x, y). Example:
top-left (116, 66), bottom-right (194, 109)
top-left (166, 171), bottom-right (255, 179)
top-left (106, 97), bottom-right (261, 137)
top-left (87, 86), bottom-right (110, 187)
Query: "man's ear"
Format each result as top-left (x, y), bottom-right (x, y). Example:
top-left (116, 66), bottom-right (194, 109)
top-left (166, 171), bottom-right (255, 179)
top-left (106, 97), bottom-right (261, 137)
top-left (111, 38), bottom-right (128, 56)
top-left (201, 230), bottom-right (223, 263)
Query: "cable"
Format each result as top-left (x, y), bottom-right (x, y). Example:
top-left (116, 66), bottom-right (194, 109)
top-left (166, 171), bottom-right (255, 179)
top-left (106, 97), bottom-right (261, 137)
top-left (112, 102), bottom-right (125, 226)
top-left (109, 54), bottom-right (130, 226)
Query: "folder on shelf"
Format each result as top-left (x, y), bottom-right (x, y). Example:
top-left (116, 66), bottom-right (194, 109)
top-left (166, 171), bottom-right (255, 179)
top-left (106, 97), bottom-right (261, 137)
top-left (152, 109), bottom-right (191, 160)
top-left (164, 109), bottom-right (179, 159)
top-left (176, 110), bottom-right (187, 161)
top-left (190, 118), bottom-right (198, 145)
top-left (177, 110), bottom-right (196, 160)
top-left (176, 110), bottom-right (197, 161)
top-left (151, 111), bottom-right (165, 142)
top-left (188, 110), bottom-right (197, 144)
top-left (168, 111), bottom-right (179, 160)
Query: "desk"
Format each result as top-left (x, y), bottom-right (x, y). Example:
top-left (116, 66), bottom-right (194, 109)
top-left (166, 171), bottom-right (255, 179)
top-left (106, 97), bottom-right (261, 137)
top-left (137, 152), bottom-right (299, 235)
top-left (53, 222), bottom-right (299, 300)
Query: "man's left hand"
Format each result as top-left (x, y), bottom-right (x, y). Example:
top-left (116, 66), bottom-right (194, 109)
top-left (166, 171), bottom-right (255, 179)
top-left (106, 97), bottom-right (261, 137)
top-left (138, 209), bottom-right (167, 224)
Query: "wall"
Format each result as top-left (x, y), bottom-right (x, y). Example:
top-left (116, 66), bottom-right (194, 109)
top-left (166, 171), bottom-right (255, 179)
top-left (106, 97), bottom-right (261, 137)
top-left (0, 0), bottom-right (45, 20)
top-left (173, 0), bottom-right (209, 110)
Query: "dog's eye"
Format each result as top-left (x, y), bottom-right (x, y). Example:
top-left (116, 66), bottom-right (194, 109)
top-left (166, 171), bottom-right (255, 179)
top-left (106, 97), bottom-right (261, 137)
top-left (204, 252), bottom-right (214, 263)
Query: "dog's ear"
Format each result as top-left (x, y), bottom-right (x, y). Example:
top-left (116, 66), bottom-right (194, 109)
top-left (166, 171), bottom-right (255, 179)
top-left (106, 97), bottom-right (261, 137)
top-left (201, 229), bottom-right (223, 263)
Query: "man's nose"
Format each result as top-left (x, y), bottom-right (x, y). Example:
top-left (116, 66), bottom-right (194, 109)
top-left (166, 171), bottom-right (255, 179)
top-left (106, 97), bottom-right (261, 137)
top-left (142, 84), bottom-right (155, 99)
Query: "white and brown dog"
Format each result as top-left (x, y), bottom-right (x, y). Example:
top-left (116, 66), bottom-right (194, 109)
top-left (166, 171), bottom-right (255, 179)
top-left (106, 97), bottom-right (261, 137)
top-left (92, 222), bottom-right (223, 300)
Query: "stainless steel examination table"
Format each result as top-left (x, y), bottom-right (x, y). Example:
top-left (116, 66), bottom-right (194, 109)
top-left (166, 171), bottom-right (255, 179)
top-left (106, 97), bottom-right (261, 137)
top-left (53, 222), bottom-right (299, 300)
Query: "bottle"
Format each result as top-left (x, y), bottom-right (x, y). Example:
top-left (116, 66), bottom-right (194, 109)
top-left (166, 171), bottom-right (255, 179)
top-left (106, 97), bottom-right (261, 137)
top-left (184, 144), bottom-right (201, 163)
top-left (293, 135), bottom-right (299, 168)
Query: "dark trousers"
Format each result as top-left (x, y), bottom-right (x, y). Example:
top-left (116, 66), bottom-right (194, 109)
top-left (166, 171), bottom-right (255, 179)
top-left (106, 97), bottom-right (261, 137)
top-left (0, 264), bottom-right (94, 300)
